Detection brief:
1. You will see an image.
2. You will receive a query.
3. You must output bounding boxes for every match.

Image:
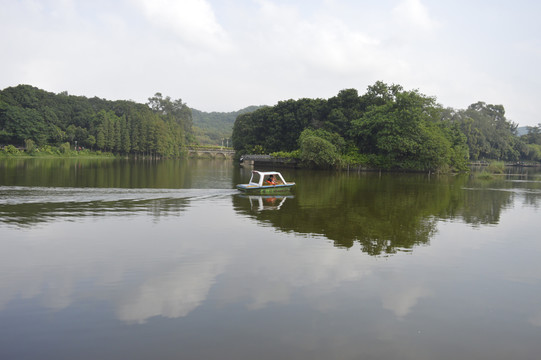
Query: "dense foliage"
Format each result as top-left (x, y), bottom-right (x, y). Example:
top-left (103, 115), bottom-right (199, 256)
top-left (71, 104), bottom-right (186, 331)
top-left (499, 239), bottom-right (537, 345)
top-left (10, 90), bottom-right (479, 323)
top-left (232, 81), bottom-right (537, 171)
top-left (441, 102), bottom-right (519, 161)
top-left (0, 85), bottom-right (193, 157)
top-left (233, 82), bottom-right (471, 171)
top-left (2, 83), bottom-right (539, 168)
top-left (192, 106), bottom-right (261, 145)
top-left (521, 124), bottom-right (541, 161)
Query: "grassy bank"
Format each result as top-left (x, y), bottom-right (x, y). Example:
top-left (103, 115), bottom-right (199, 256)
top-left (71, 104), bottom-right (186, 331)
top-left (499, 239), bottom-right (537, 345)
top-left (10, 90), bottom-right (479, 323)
top-left (1, 144), bottom-right (116, 158)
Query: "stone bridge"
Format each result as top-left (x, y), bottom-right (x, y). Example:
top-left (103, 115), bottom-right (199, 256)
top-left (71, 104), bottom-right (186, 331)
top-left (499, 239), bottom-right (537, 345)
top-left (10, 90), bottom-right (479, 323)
top-left (187, 147), bottom-right (235, 159)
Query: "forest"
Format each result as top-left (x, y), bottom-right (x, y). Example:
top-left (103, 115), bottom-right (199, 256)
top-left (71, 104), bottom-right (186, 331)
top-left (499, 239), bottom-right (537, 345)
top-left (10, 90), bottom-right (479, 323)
top-left (0, 85), bottom-right (193, 157)
top-left (233, 81), bottom-right (541, 171)
top-left (192, 106), bottom-right (261, 146)
top-left (2, 83), bottom-right (541, 171)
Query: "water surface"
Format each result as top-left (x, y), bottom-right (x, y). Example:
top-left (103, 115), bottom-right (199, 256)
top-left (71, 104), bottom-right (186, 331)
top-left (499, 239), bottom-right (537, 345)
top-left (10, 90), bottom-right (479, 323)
top-left (1, 158), bottom-right (540, 359)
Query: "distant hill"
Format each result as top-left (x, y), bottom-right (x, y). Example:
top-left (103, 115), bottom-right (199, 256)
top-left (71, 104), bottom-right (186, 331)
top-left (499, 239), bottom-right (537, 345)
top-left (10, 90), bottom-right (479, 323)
top-left (517, 126), bottom-right (529, 136)
top-left (191, 105), bottom-right (262, 145)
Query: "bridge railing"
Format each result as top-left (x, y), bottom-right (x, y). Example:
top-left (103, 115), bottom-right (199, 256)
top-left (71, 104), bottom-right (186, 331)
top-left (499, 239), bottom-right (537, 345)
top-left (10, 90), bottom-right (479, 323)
top-left (187, 145), bottom-right (234, 151)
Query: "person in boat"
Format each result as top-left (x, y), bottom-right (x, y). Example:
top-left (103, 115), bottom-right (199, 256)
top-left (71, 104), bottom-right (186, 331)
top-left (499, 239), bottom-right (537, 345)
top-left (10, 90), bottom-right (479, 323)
top-left (266, 175), bottom-right (277, 185)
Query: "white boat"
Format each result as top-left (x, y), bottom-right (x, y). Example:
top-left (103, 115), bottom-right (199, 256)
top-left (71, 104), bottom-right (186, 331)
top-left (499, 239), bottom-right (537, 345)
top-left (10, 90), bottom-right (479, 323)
top-left (236, 170), bottom-right (295, 193)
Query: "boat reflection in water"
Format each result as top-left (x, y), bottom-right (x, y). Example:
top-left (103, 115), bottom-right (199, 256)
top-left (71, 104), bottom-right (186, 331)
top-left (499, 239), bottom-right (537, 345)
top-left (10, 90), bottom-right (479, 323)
top-left (237, 194), bottom-right (294, 212)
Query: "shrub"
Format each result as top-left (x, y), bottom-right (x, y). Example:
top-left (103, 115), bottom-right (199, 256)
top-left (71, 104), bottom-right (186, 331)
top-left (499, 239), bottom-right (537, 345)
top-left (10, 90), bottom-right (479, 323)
top-left (25, 139), bottom-right (36, 153)
top-left (299, 133), bottom-right (340, 168)
top-left (487, 161), bottom-right (505, 174)
top-left (270, 149), bottom-right (301, 159)
top-left (341, 152), bottom-right (371, 166)
top-left (2, 145), bottom-right (20, 155)
top-left (249, 145), bottom-right (265, 154)
top-left (477, 170), bottom-right (494, 180)
top-left (59, 142), bottom-right (71, 154)
top-left (39, 145), bottom-right (58, 155)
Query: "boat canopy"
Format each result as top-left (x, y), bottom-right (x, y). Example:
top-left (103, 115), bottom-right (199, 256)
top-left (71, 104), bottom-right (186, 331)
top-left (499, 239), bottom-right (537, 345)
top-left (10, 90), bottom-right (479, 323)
top-left (236, 170), bottom-right (295, 193)
top-left (249, 171), bottom-right (287, 186)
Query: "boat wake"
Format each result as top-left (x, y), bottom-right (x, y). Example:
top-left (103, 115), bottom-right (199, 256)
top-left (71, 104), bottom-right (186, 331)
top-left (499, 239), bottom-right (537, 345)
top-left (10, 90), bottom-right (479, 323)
top-left (0, 186), bottom-right (238, 206)
top-left (0, 186), bottom-right (238, 227)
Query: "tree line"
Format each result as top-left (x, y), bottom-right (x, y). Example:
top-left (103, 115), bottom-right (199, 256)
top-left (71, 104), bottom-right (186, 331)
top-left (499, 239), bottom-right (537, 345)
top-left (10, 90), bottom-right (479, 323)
top-left (0, 85), bottom-right (193, 157)
top-left (233, 81), bottom-right (541, 171)
top-left (192, 106), bottom-right (261, 146)
top-left (3, 83), bottom-right (541, 169)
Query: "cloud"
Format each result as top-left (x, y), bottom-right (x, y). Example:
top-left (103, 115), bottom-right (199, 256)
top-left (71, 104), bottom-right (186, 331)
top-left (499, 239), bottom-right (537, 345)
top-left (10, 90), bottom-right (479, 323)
top-left (249, 0), bottom-right (381, 73)
top-left (392, 0), bottom-right (439, 32)
top-left (381, 285), bottom-right (432, 318)
top-left (134, 0), bottom-right (231, 52)
top-left (115, 254), bottom-right (228, 323)
top-left (1, 0), bottom-right (540, 125)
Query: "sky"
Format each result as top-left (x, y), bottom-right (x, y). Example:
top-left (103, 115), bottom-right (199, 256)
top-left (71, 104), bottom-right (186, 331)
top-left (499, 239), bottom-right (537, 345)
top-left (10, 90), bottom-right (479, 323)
top-left (1, 0), bottom-right (540, 126)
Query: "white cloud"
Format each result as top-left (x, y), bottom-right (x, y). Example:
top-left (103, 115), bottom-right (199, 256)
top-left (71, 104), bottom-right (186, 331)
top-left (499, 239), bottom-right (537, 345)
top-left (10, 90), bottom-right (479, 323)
top-left (381, 285), bottom-right (432, 318)
top-left (134, 0), bottom-right (231, 52)
top-left (392, 0), bottom-right (439, 32)
top-left (249, 1), bottom-right (382, 73)
top-left (0, 0), bottom-right (540, 125)
top-left (115, 255), bottom-right (228, 323)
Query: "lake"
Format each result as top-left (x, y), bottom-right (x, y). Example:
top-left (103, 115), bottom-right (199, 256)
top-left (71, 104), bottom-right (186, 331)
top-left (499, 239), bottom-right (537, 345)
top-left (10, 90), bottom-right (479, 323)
top-left (1, 158), bottom-right (540, 360)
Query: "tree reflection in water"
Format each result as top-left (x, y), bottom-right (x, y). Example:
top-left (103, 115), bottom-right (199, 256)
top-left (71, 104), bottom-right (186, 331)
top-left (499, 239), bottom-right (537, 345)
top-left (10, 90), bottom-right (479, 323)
top-left (233, 171), bottom-right (521, 256)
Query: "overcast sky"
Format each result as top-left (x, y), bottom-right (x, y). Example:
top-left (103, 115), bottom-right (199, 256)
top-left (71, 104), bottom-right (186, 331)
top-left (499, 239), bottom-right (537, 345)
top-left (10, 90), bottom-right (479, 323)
top-left (1, 0), bottom-right (540, 126)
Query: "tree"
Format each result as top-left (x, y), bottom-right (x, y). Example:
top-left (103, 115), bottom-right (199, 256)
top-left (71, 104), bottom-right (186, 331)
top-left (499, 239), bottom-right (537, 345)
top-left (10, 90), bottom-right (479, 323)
top-left (25, 138), bottom-right (36, 153)
top-left (232, 111), bottom-right (266, 154)
top-left (0, 85), bottom-right (191, 158)
top-left (96, 128), bottom-right (105, 150)
top-left (298, 129), bottom-right (341, 168)
top-left (523, 124), bottom-right (541, 145)
top-left (147, 92), bottom-right (192, 142)
top-left (451, 102), bottom-right (519, 161)
top-left (232, 82), bottom-right (471, 171)
top-left (351, 88), bottom-right (461, 171)
top-left (86, 134), bottom-right (96, 150)
top-left (120, 116), bottom-right (131, 154)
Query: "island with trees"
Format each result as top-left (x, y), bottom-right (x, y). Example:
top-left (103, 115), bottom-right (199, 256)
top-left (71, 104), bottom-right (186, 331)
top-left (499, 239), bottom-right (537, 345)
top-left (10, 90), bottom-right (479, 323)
top-left (233, 81), bottom-right (540, 172)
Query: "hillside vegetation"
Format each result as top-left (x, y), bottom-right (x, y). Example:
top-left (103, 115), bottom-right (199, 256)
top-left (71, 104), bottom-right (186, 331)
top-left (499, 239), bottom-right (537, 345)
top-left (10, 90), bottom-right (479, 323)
top-left (2, 83), bottom-right (540, 170)
top-left (0, 85), bottom-right (192, 157)
top-left (192, 106), bottom-right (261, 146)
top-left (233, 81), bottom-right (541, 171)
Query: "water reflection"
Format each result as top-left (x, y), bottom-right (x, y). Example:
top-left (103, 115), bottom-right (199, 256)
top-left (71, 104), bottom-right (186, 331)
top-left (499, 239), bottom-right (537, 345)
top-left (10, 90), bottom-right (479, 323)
top-left (236, 195), bottom-right (294, 212)
top-left (0, 157), bottom-right (235, 189)
top-left (0, 186), bottom-right (241, 227)
top-left (115, 252), bottom-right (229, 324)
top-left (1, 160), bottom-right (541, 359)
top-left (233, 172), bottom-right (525, 255)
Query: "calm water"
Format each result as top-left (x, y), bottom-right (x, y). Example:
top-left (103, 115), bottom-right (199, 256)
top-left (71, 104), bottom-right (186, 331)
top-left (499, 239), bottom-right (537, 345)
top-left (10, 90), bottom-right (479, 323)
top-left (1, 158), bottom-right (541, 360)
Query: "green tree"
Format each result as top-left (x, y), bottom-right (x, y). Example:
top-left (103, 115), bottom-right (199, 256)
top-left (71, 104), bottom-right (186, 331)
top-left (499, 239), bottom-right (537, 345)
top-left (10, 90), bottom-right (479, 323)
top-left (523, 124), bottom-right (541, 145)
top-left (147, 92), bottom-right (191, 142)
top-left (120, 116), bottom-right (131, 154)
top-left (298, 128), bottom-right (341, 168)
top-left (450, 102), bottom-right (519, 161)
top-left (0, 85), bottom-right (191, 158)
top-left (86, 134), bottom-right (96, 150)
top-left (351, 89), bottom-right (459, 171)
top-left (25, 138), bottom-right (36, 153)
top-left (96, 128), bottom-right (105, 150)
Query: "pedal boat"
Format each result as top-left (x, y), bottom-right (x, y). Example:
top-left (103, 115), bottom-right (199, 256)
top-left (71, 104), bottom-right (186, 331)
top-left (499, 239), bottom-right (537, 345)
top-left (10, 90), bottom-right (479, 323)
top-left (236, 170), bottom-right (295, 194)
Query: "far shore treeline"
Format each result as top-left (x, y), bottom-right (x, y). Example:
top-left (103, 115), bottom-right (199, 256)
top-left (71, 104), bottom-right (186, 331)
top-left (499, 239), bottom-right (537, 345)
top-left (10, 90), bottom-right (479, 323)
top-left (1, 83), bottom-right (541, 171)
top-left (0, 85), bottom-right (193, 158)
top-left (233, 81), bottom-right (541, 171)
